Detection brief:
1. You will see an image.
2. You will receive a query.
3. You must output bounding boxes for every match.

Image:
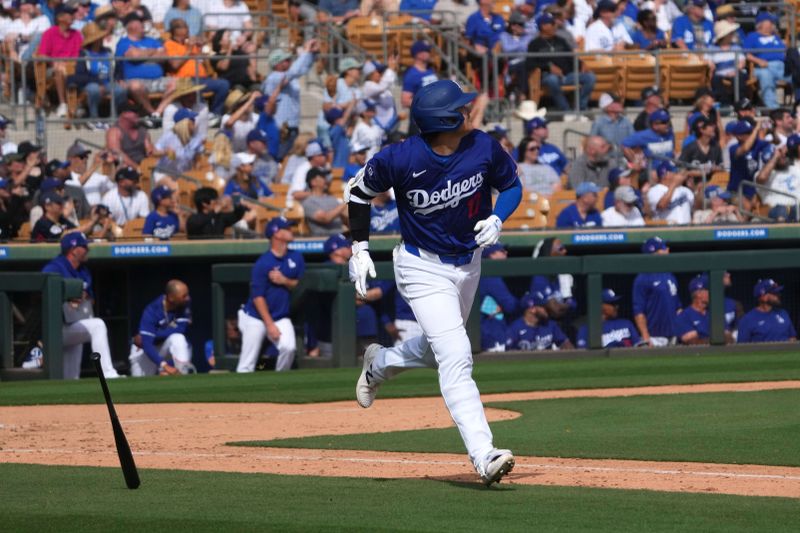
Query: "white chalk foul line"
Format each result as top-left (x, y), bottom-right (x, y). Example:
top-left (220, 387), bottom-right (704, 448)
top-left (4, 448), bottom-right (800, 483)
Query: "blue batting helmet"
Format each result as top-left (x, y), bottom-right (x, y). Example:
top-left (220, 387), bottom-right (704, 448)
top-left (410, 80), bottom-right (477, 135)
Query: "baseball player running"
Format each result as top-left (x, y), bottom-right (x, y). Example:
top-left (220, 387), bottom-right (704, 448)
top-left (346, 80), bottom-right (523, 485)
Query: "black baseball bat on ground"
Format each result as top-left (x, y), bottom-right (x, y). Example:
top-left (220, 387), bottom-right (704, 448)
top-left (91, 352), bottom-right (140, 489)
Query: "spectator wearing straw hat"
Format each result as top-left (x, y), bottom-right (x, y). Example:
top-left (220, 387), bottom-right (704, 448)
top-left (154, 107), bottom-right (205, 175)
top-left (744, 11), bottom-right (787, 110)
top-left (709, 18), bottom-right (747, 106)
top-left (222, 89), bottom-right (261, 152)
top-left (68, 22), bottom-right (128, 128)
top-left (263, 39), bottom-right (320, 159)
top-left (162, 78), bottom-right (212, 137)
top-left (590, 93), bottom-right (633, 148)
top-left (38, 4), bottom-right (82, 118)
top-left (143, 185), bottom-right (182, 240)
top-left (556, 182), bottom-right (603, 228)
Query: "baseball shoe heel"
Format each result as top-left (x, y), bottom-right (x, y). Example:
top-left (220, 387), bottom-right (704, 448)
top-left (356, 343), bottom-right (382, 408)
top-left (480, 449), bottom-right (515, 486)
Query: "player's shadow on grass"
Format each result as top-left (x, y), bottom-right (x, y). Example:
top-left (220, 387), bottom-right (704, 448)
top-left (425, 471), bottom-right (540, 490)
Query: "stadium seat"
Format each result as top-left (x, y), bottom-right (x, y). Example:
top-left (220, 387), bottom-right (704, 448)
top-left (121, 217), bottom-right (146, 239)
top-left (661, 57), bottom-right (709, 102)
top-left (546, 190), bottom-right (577, 227)
top-left (582, 56), bottom-right (622, 103)
top-left (618, 56), bottom-right (657, 103)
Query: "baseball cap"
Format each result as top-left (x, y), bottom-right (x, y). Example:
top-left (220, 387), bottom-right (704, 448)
top-left (641, 236), bottom-right (668, 254)
top-left (729, 119), bottom-right (754, 135)
top-left (521, 290), bottom-right (548, 308)
top-left (55, 4), bottom-right (77, 16)
top-left (115, 166), bottom-right (140, 182)
top-left (0, 114), bottom-right (11, 128)
top-left (688, 275), bottom-right (708, 294)
top-left (323, 233), bottom-right (351, 254)
top-left (17, 140), bottom-right (41, 157)
top-left (527, 117), bottom-right (547, 130)
top-left (0, 177), bottom-right (8, 189)
top-left (40, 190), bottom-right (64, 206)
top-left (60, 231), bottom-right (89, 254)
top-left (614, 185), bottom-right (638, 204)
top-left (410, 40), bottom-right (431, 57)
top-left (641, 86), bottom-right (661, 101)
top-left (649, 108), bottom-right (670, 123)
top-left (324, 107), bottom-right (344, 125)
top-left (594, 0), bottom-right (616, 15)
top-left (607, 167), bottom-right (632, 187)
top-left (601, 288), bottom-right (621, 304)
top-left (268, 49), bottom-right (293, 68)
top-left (756, 11), bottom-right (778, 25)
top-left (576, 181), bottom-right (600, 197)
top-left (689, 0), bottom-right (706, 7)
top-left (231, 152), bottom-right (256, 168)
top-left (122, 11), bottom-right (144, 25)
top-left (150, 184), bottom-right (173, 204)
top-left (598, 92), bottom-right (620, 110)
top-left (536, 13), bottom-right (555, 27)
top-left (253, 94), bottom-right (270, 110)
top-left (753, 278), bottom-right (782, 298)
top-left (508, 11), bottom-right (527, 26)
top-left (705, 185), bottom-right (732, 201)
top-left (246, 128), bottom-right (269, 145)
top-left (656, 161), bottom-right (677, 179)
top-left (481, 242), bottom-right (506, 258)
top-left (264, 216), bottom-right (296, 238)
top-left (66, 142), bottom-right (90, 159)
top-left (40, 177), bottom-right (64, 192)
top-left (173, 107), bottom-right (197, 123)
top-left (45, 159), bottom-right (70, 176)
top-left (690, 114), bottom-right (714, 133)
top-left (362, 61), bottom-right (386, 77)
top-left (361, 100), bottom-right (377, 112)
top-left (351, 140), bottom-right (369, 153)
top-left (734, 97), bottom-right (754, 112)
top-left (786, 134), bottom-right (800, 151)
top-left (305, 140), bottom-right (326, 158)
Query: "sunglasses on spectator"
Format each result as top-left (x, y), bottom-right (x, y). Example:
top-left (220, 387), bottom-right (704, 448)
top-left (527, 145), bottom-right (540, 151)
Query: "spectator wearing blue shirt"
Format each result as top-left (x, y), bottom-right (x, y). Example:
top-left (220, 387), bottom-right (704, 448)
top-left (253, 88), bottom-right (282, 161)
top-left (399, 0), bottom-right (438, 21)
top-left (631, 9), bottom-right (667, 50)
top-left (478, 243), bottom-right (518, 351)
top-left (466, 0), bottom-right (506, 51)
top-left (500, 11), bottom-right (535, 96)
top-left (676, 275), bottom-right (711, 345)
top-left (576, 289), bottom-right (642, 348)
top-left (115, 12), bottom-right (176, 122)
top-left (318, 0), bottom-right (361, 24)
top-left (632, 237), bottom-right (681, 346)
top-left (344, 142), bottom-right (369, 181)
top-left (245, 129), bottom-right (279, 187)
top-left (622, 108), bottom-right (674, 160)
top-left (326, 104), bottom-right (355, 169)
top-left (710, 19), bottom-right (748, 106)
top-left (237, 216), bottom-right (305, 372)
top-left (401, 40), bottom-right (438, 134)
top-left (506, 291), bottom-right (573, 351)
top-left (42, 232), bottom-right (121, 379)
top-left (671, 0), bottom-right (714, 50)
top-left (143, 185), bottom-right (182, 240)
top-left (370, 191), bottom-right (400, 233)
top-left (727, 119), bottom-right (771, 204)
top-left (744, 11), bottom-right (788, 109)
top-left (164, 0), bottom-right (203, 37)
top-left (224, 152), bottom-right (273, 200)
top-left (590, 93), bottom-right (635, 149)
top-left (556, 182), bottom-right (603, 228)
top-left (738, 279), bottom-right (797, 344)
top-left (129, 280), bottom-right (194, 376)
top-left (527, 117), bottom-right (569, 175)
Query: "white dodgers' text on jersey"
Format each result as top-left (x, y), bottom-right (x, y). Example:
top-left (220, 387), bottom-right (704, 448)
top-left (362, 130), bottom-right (517, 255)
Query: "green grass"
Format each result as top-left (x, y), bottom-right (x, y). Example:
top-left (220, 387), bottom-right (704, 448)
top-left (2, 463), bottom-right (797, 532)
top-left (2, 351), bottom-right (800, 406)
top-left (237, 389), bottom-right (800, 467)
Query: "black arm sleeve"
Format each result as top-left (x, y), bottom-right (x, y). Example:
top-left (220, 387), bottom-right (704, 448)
top-left (348, 201), bottom-right (372, 243)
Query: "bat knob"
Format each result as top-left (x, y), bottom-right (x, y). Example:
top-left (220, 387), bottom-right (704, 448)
top-left (91, 352), bottom-right (101, 362)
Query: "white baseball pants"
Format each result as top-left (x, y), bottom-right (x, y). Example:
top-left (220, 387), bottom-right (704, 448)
top-left (370, 244), bottom-right (495, 469)
top-left (237, 309), bottom-right (296, 372)
top-left (129, 333), bottom-right (193, 376)
top-left (62, 318), bottom-right (119, 379)
top-left (393, 318), bottom-right (423, 346)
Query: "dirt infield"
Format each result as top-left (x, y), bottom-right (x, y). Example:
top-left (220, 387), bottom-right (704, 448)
top-left (1, 380), bottom-right (799, 498)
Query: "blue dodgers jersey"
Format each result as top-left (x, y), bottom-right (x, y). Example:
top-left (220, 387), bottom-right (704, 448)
top-left (362, 130), bottom-right (517, 255)
top-left (671, 16), bottom-right (713, 50)
top-left (555, 204), bottom-right (603, 228)
top-left (675, 306), bottom-right (710, 342)
top-left (138, 294), bottom-right (192, 364)
top-left (737, 308), bottom-right (797, 343)
top-left (728, 139), bottom-right (770, 197)
top-left (632, 272), bottom-right (681, 338)
top-left (724, 297), bottom-right (738, 329)
top-left (481, 316), bottom-right (508, 351)
top-left (42, 255), bottom-right (94, 298)
top-left (576, 318), bottom-right (641, 348)
top-left (537, 142), bottom-right (568, 175)
top-left (479, 277), bottom-right (519, 317)
top-left (244, 249), bottom-right (305, 321)
top-left (506, 317), bottom-right (568, 351)
top-left (143, 211), bottom-right (180, 240)
top-left (621, 129), bottom-right (675, 158)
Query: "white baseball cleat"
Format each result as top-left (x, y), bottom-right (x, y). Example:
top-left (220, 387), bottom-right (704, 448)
top-left (356, 343), bottom-right (382, 408)
top-left (478, 449), bottom-right (515, 486)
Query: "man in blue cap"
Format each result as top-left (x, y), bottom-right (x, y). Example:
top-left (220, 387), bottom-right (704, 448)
top-left (237, 216), bottom-right (304, 372)
top-left (728, 118), bottom-right (772, 207)
top-left (527, 117), bottom-right (569, 175)
top-left (325, 105), bottom-right (354, 169)
top-left (676, 275), bottom-right (712, 345)
top-left (401, 40), bottom-right (438, 134)
top-left (42, 232), bottom-right (120, 379)
top-left (692, 185), bottom-right (743, 224)
top-left (143, 185), bottom-right (182, 240)
top-left (744, 11), bottom-right (788, 109)
top-left (479, 243), bottom-right (518, 352)
top-left (556, 182), bottom-right (603, 228)
top-left (647, 161), bottom-right (694, 225)
top-left (622, 108), bottom-right (675, 160)
top-left (30, 192), bottom-right (76, 243)
top-left (506, 291), bottom-right (573, 351)
top-left (671, 0), bottom-right (714, 50)
top-left (738, 279), bottom-right (796, 343)
top-left (576, 289), bottom-right (642, 349)
top-left (632, 237), bottom-right (681, 346)
top-left (245, 128), bottom-right (279, 185)
top-left (756, 134), bottom-right (800, 221)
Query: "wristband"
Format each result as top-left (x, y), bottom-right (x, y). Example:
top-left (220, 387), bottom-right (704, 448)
top-left (353, 241), bottom-right (369, 252)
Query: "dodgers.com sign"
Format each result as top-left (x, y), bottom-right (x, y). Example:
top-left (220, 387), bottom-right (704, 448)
top-left (111, 244), bottom-right (172, 257)
top-left (288, 240), bottom-right (325, 253)
top-left (571, 232), bottom-right (627, 245)
top-left (713, 228), bottom-right (768, 241)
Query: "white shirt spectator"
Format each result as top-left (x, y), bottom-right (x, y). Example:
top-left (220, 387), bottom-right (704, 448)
top-left (573, 0), bottom-right (593, 34)
top-left (2, 140), bottom-right (18, 155)
top-left (651, 0), bottom-right (682, 33)
top-left (350, 119), bottom-right (384, 159)
top-left (7, 15), bottom-right (50, 39)
top-left (141, 0), bottom-right (171, 23)
top-left (584, 19), bottom-right (631, 51)
top-left (647, 183), bottom-right (694, 224)
top-left (601, 205), bottom-right (645, 227)
top-left (163, 102), bottom-right (210, 140)
top-left (762, 164), bottom-right (800, 207)
top-left (102, 188), bottom-right (151, 226)
top-left (518, 162), bottom-right (561, 196)
top-left (205, 0), bottom-right (251, 31)
top-left (362, 67), bottom-right (398, 129)
top-left (221, 111), bottom-right (259, 152)
top-left (67, 171), bottom-right (114, 206)
top-left (288, 160), bottom-right (311, 199)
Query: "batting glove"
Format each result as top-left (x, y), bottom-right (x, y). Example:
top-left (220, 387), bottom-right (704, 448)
top-left (473, 214), bottom-right (502, 248)
top-left (349, 241), bottom-right (376, 299)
